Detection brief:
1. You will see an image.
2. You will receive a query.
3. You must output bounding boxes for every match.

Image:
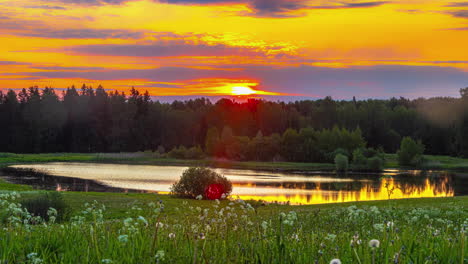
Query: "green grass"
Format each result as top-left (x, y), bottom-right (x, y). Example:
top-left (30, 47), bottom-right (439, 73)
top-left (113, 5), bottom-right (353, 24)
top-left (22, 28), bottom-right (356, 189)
top-left (0, 190), bottom-right (467, 263)
top-left (0, 178), bottom-right (32, 191)
top-left (0, 153), bottom-right (95, 166)
top-left (0, 152), bottom-right (334, 172)
top-left (385, 153), bottom-right (468, 171)
top-left (3, 152), bottom-right (468, 172)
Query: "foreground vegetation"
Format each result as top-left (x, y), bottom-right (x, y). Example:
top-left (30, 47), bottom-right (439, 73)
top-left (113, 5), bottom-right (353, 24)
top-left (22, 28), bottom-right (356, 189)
top-left (0, 190), bottom-right (466, 263)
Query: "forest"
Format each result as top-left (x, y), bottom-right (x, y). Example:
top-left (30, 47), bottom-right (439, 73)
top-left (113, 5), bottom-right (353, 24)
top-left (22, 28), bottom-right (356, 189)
top-left (0, 85), bottom-right (467, 162)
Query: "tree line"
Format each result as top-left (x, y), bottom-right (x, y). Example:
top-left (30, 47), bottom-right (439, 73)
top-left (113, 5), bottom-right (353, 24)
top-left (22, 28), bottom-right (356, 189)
top-left (1, 85), bottom-right (467, 160)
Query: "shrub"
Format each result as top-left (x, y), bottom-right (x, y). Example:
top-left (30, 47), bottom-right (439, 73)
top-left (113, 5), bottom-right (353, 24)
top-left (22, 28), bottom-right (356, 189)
top-left (167, 146), bottom-right (188, 159)
top-left (397, 137), bottom-right (425, 166)
top-left (185, 146), bottom-right (205, 159)
top-left (334, 154), bottom-right (348, 172)
top-left (168, 146), bottom-right (205, 159)
top-left (171, 167), bottom-right (232, 199)
top-left (352, 148), bottom-right (384, 171)
top-left (327, 148), bottom-right (349, 162)
top-left (21, 192), bottom-right (71, 222)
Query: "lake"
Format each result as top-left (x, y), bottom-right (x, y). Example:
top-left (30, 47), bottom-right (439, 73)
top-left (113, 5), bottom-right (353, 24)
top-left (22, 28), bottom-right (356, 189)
top-left (2, 162), bottom-right (467, 205)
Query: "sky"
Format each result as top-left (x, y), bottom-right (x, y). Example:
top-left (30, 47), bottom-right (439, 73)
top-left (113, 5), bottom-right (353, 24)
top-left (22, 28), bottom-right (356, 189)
top-left (0, 0), bottom-right (467, 100)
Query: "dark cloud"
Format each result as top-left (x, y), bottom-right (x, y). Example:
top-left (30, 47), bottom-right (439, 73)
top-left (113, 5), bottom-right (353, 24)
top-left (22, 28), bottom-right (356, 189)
top-left (24, 5), bottom-right (67, 10)
top-left (444, 2), bottom-right (468, 7)
top-left (450, 10), bottom-right (468, 18)
top-left (16, 28), bottom-right (146, 39)
top-left (32, 66), bottom-right (106, 70)
top-left (67, 42), bottom-right (263, 57)
top-left (50, 0), bottom-right (131, 5)
top-left (310, 1), bottom-right (389, 9)
top-left (13, 67), bottom-right (224, 81)
top-left (163, 0), bottom-right (390, 17)
top-left (424, 60), bottom-right (468, 64)
top-left (49, 0), bottom-right (391, 17)
top-left (447, 27), bottom-right (468, 30)
top-left (0, 61), bottom-right (31, 65)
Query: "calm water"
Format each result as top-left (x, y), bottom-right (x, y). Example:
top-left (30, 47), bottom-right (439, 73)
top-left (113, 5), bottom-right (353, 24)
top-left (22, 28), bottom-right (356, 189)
top-left (2, 162), bottom-right (467, 205)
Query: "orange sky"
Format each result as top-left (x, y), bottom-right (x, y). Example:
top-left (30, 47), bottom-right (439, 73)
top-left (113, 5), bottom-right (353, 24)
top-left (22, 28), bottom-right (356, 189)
top-left (0, 0), bottom-right (467, 99)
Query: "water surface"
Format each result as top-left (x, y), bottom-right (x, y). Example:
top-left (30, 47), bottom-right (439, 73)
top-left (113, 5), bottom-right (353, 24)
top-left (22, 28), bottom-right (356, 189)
top-left (3, 162), bottom-right (465, 205)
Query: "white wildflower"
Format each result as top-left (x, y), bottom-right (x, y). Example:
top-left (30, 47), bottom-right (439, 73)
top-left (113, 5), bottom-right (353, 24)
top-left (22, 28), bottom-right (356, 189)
top-left (118, 235), bottom-right (129, 243)
top-left (155, 250), bottom-right (165, 261)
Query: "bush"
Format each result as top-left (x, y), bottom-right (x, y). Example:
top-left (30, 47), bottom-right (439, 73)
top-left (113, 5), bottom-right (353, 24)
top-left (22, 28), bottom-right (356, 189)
top-left (352, 148), bottom-right (384, 171)
top-left (167, 146), bottom-right (188, 159)
top-left (168, 146), bottom-right (205, 159)
top-left (334, 154), bottom-right (348, 172)
top-left (171, 167), bottom-right (232, 199)
top-left (21, 192), bottom-right (71, 222)
top-left (185, 146), bottom-right (205, 159)
top-left (327, 148), bottom-right (349, 162)
top-left (397, 137), bottom-right (425, 166)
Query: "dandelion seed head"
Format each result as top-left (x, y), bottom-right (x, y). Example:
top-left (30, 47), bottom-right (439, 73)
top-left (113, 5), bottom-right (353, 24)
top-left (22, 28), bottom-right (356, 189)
top-left (369, 239), bottom-right (380, 248)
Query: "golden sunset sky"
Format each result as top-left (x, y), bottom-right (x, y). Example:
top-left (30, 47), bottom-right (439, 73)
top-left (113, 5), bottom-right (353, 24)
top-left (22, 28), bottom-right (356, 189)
top-left (0, 0), bottom-right (467, 99)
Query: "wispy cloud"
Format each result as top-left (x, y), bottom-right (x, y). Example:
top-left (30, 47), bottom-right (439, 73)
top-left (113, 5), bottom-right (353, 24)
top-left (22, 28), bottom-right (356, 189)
top-left (47, 0), bottom-right (391, 18)
top-left (448, 9), bottom-right (468, 18)
top-left (24, 5), bottom-right (67, 10)
top-left (444, 2), bottom-right (468, 7)
top-left (165, 0), bottom-right (391, 18)
top-left (0, 61), bottom-right (31, 65)
top-left (16, 28), bottom-right (147, 39)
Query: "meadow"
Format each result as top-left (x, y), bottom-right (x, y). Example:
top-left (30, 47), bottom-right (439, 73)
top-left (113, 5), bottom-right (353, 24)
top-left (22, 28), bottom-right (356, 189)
top-left (0, 189), bottom-right (466, 263)
top-left (1, 153), bottom-right (467, 263)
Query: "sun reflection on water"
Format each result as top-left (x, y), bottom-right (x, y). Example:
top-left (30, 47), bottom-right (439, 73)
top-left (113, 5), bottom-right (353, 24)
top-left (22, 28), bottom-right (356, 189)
top-left (235, 177), bottom-right (454, 205)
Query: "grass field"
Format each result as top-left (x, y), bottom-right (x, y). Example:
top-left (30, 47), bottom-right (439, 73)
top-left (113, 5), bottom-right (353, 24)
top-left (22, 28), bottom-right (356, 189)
top-left (0, 189), bottom-right (466, 263)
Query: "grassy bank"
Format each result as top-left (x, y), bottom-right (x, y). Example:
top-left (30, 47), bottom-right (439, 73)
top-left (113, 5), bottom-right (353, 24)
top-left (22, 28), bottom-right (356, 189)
top-left (0, 152), bottom-right (335, 172)
top-left (2, 152), bottom-right (468, 173)
top-left (0, 190), bottom-right (466, 263)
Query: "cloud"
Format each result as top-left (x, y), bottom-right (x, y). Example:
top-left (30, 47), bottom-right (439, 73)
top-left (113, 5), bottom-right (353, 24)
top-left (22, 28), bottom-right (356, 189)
top-left (444, 2), bottom-right (468, 7)
top-left (309, 1), bottom-right (389, 9)
top-left (49, 0), bottom-right (131, 5)
top-left (66, 42), bottom-right (264, 57)
top-left (32, 66), bottom-right (106, 70)
top-left (447, 27), bottom-right (468, 30)
top-left (48, 0), bottom-right (391, 17)
top-left (165, 0), bottom-right (390, 17)
top-left (10, 67), bottom-right (225, 81)
top-left (24, 5), bottom-right (67, 10)
top-left (450, 10), bottom-right (468, 18)
top-left (16, 28), bottom-right (146, 39)
top-left (0, 61), bottom-right (31, 65)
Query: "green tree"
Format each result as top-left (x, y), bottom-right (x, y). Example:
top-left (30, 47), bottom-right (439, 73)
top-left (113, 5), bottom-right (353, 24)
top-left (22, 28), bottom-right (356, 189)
top-left (397, 137), bottom-right (425, 166)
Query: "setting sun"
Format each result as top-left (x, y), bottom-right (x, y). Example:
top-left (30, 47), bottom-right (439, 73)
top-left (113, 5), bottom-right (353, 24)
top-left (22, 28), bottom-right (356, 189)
top-left (231, 86), bottom-right (257, 96)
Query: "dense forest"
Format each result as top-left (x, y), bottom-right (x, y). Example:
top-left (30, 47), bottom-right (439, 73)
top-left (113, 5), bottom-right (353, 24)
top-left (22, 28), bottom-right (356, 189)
top-left (0, 85), bottom-right (467, 162)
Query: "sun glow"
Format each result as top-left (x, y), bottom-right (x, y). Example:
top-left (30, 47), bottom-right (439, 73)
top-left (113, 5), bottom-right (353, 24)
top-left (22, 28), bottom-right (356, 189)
top-left (231, 86), bottom-right (257, 95)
